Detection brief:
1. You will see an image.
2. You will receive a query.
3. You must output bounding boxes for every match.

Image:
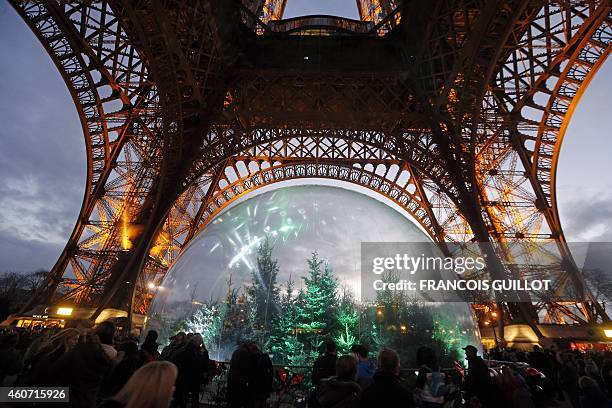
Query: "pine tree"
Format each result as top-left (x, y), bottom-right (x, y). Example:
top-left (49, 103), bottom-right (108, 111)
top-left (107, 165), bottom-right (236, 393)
top-left (247, 237), bottom-right (280, 341)
top-left (221, 275), bottom-right (254, 352)
top-left (296, 252), bottom-right (339, 359)
top-left (335, 289), bottom-right (359, 354)
top-left (270, 277), bottom-right (306, 365)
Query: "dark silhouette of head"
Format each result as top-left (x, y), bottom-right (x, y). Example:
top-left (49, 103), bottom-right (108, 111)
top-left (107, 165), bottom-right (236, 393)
top-left (143, 330), bottom-right (158, 343)
top-left (351, 344), bottom-right (369, 359)
top-left (0, 332), bottom-right (19, 347)
top-left (336, 355), bottom-right (358, 381)
top-left (171, 332), bottom-right (186, 345)
top-left (118, 341), bottom-right (139, 356)
top-left (378, 348), bottom-right (400, 375)
top-left (463, 345), bottom-right (479, 359)
top-left (416, 346), bottom-right (438, 369)
top-left (94, 321), bottom-right (116, 345)
top-left (325, 340), bottom-right (337, 355)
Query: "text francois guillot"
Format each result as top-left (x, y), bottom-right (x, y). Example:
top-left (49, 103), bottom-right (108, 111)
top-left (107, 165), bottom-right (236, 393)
top-left (370, 253), bottom-right (552, 292)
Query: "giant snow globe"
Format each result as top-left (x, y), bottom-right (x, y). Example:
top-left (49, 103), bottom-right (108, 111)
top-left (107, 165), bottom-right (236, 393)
top-left (144, 184), bottom-right (481, 367)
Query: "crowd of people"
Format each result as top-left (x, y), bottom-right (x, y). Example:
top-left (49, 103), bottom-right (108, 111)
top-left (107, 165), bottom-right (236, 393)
top-left (487, 345), bottom-right (612, 408)
top-left (0, 324), bottom-right (212, 408)
top-left (2, 324), bottom-right (612, 408)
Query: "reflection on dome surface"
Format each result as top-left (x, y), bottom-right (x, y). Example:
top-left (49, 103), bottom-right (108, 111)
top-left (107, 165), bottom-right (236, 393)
top-left (146, 185), bottom-right (481, 364)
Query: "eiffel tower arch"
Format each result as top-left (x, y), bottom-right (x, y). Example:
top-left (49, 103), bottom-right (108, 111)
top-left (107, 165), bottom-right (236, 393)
top-left (9, 1), bottom-right (611, 335)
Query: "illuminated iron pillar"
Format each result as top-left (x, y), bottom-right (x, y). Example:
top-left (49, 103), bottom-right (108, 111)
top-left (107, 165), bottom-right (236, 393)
top-left (389, 0), bottom-right (541, 334)
top-left (90, 0), bottom-right (243, 318)
top-left (8, 0), bottom-right (241, 315)
top-left (10, 1), bottom-right (169, 311)
top-left (496, 3), bottom-right (612, 323)
top-left (407, 0), bottom-right (611, 325)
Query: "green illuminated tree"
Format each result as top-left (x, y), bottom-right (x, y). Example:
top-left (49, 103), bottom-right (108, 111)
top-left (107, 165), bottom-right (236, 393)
top-left (335, 289), bottom-right (359, 354)
top-left (297, 253), bottom-right (338, 332)
top-left (295, 252), bottom-right (339, 359)
top-left (270, 277), bottom-right (307, 365)
top-left (361, 272), bottom-right (455, 366)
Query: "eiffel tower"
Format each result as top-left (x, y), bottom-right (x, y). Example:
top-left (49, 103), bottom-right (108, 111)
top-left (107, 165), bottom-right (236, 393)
top-left (9, 0), bottom-right (611, 336)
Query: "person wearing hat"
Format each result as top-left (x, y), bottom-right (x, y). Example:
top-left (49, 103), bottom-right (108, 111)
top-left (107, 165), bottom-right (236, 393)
top-left (462, 345), bottom-right (494, 407)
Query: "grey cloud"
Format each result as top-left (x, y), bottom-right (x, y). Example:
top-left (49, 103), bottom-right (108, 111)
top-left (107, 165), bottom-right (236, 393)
top-left (559, 194), bottom-right (612, 241)
top-left (0, 8), bottom-right (84, 272)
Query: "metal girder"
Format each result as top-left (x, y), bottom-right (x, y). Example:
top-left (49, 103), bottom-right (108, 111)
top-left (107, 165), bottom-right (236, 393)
top-left (184, 127), bottom-right (461, 204)
top-left (409, 0), bottom-right (610, 326)
top-left (91, 0), bottom-right (240, 316)
top-left (357, 0), bottom-right (399, 24)
top-left (131, 154), bottom-right (456, 313)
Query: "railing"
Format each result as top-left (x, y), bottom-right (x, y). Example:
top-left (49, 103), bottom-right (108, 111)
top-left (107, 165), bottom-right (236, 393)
top-left (197, 359), bottom-right (533, 406)
top-left (197, 361), bottom-right (471, 407)
top-left (267, 15), bottom-right (374, 35)
top-left (237, 1), bottom-right (401, 37)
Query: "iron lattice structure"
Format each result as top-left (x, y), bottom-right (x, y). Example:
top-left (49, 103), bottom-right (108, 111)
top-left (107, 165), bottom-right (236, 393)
top-left (9, 0), bottom-right (611, 332)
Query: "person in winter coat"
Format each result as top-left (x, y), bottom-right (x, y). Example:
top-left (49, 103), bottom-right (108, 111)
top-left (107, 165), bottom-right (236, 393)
top-left (171, 333), bottom-right (209, 408)
top-left (227, 343), bottom-right (252, 408)
top-left (52, 333), bottom-right (113, 408)
top-left (139, 329), bottom-right (160, 364)
top-left (497, 366), bottom-right (534, 408)
top-left (557, 352), bottom-right (580, 408)
top-left (317, 354), bottom-right (361, 408)
top-left (101, 341), bottom-right (142, 397)
top-left (161, 332), bottom-right (186, 361)
top-left (312, 341), bottom-right (338, 388)
top-left (246, 343), bottom-right (273, 408)
top-left (350, 344), bottom-right (376, 390)
top-left (463, 345), bottom-right (494, 407)
top-left (579, 375), bottom-right (612, 408)
top-left (361, 348), bottom-right (414, 408)
top-left (95, 321), bottom-right (119, 362)
top-left (18, 328), bottom-right (80, 386)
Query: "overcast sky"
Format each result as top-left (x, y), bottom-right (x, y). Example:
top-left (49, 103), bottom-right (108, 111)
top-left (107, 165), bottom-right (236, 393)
top-left (0, 1), bottom-right (610, 273)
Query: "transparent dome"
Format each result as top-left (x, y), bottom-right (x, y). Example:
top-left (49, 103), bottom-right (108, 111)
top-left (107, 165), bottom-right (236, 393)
top-left (145, 185), bottom-right (481, 365)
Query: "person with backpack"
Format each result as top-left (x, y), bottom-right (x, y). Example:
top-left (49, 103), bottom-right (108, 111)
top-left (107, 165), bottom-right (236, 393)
top-left (415, 347), bottom-right (446, 407)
